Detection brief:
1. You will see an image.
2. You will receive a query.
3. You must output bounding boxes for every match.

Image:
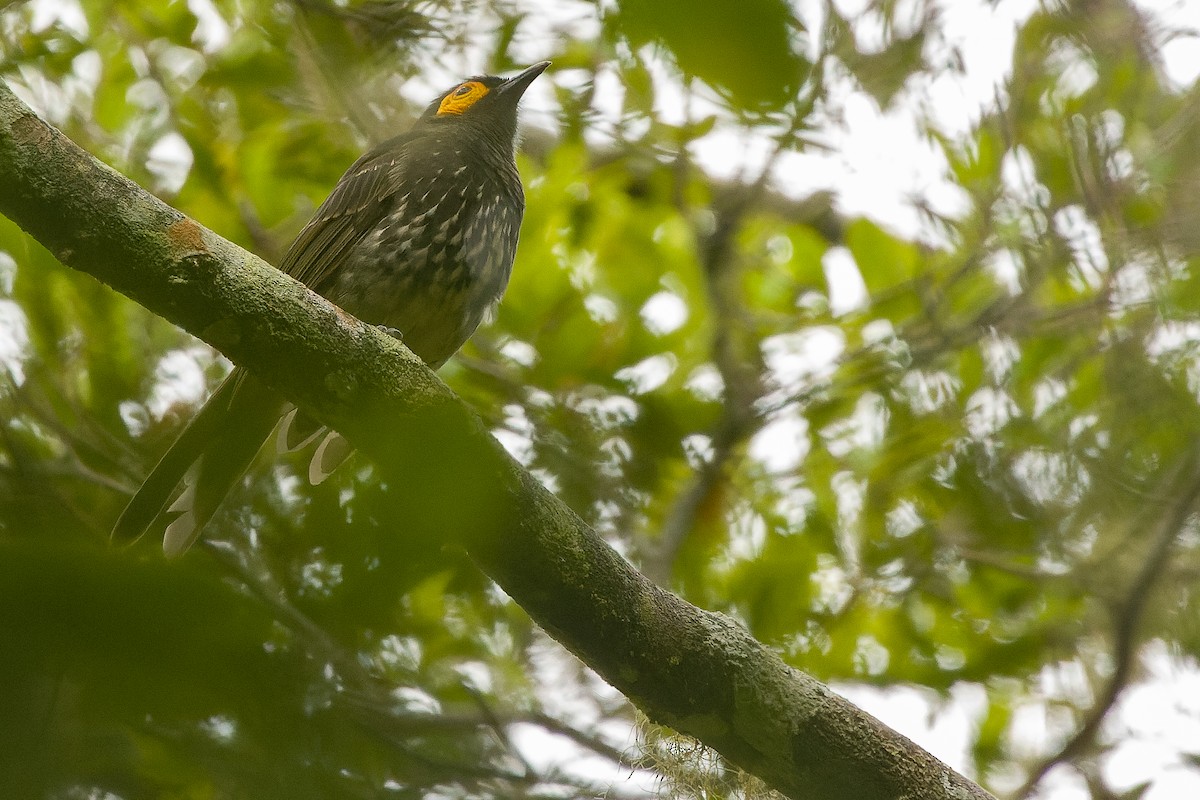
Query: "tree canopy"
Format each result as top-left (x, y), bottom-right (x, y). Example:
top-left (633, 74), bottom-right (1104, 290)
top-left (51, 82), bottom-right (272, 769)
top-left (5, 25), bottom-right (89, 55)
top-left (2, 1), bottom-right (1200, 798)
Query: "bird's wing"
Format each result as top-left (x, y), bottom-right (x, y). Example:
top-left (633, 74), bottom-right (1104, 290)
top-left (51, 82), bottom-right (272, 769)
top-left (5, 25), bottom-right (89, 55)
top-left (281, 132), bottom-right (415, 292)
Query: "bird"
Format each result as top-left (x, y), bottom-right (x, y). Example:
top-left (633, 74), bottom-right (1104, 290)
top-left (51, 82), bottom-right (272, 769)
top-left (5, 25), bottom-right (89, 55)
top-left (112, 61), bottom-right (550, 557)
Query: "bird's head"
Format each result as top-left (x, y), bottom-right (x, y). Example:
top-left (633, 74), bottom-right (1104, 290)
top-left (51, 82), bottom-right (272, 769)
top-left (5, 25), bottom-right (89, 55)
top-left (420, 62), bottom-right (549, 148)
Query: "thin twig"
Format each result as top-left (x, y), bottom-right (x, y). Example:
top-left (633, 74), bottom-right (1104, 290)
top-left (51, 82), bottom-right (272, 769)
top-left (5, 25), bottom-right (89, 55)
top-left (1014, 457), bottom-right (1200, 798)
top-left (647, 103), bottom-right (811, 584)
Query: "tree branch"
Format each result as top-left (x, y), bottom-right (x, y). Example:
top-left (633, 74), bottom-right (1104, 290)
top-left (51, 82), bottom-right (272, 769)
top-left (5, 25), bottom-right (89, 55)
top-left (1014, 456), bottom-right (1200, 798)
top-left (0, 78), bottom-right (994, 800)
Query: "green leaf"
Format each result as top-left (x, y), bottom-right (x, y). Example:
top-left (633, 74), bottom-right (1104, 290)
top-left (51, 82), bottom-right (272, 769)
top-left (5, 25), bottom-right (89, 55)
top-left (844, 218), bottom-right (921, 296)
top-left (616, 0), bottom-right (808, 111)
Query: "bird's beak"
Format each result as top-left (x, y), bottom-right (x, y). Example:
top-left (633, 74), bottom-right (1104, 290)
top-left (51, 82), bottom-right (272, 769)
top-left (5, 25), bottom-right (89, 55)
top-left (496, 61), bottom-right (550, 99)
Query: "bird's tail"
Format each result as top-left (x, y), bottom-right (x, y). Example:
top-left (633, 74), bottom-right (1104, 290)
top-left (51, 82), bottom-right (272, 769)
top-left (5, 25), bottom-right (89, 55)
top-left (112, 368), bottom-right (286, 556)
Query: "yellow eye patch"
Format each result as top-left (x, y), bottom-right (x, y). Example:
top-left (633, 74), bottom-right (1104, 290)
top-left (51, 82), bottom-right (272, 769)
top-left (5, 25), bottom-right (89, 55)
top-left (437, 81), bottom-right (489, 115)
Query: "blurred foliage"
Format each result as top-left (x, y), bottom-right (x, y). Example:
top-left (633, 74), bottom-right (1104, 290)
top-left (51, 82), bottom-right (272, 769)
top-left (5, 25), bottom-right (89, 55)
top-left (2, 0), bottom-right (1200, 798)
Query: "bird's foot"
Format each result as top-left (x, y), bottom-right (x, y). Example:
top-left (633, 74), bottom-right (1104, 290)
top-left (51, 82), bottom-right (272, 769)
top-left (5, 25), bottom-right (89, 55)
top-left (376, 325), bottom-right (404, 341)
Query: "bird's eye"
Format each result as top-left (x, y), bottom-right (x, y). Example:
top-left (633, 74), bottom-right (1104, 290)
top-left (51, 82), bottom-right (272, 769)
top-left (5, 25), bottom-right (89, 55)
top-left (437, 81), bottom-right (489, 116)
